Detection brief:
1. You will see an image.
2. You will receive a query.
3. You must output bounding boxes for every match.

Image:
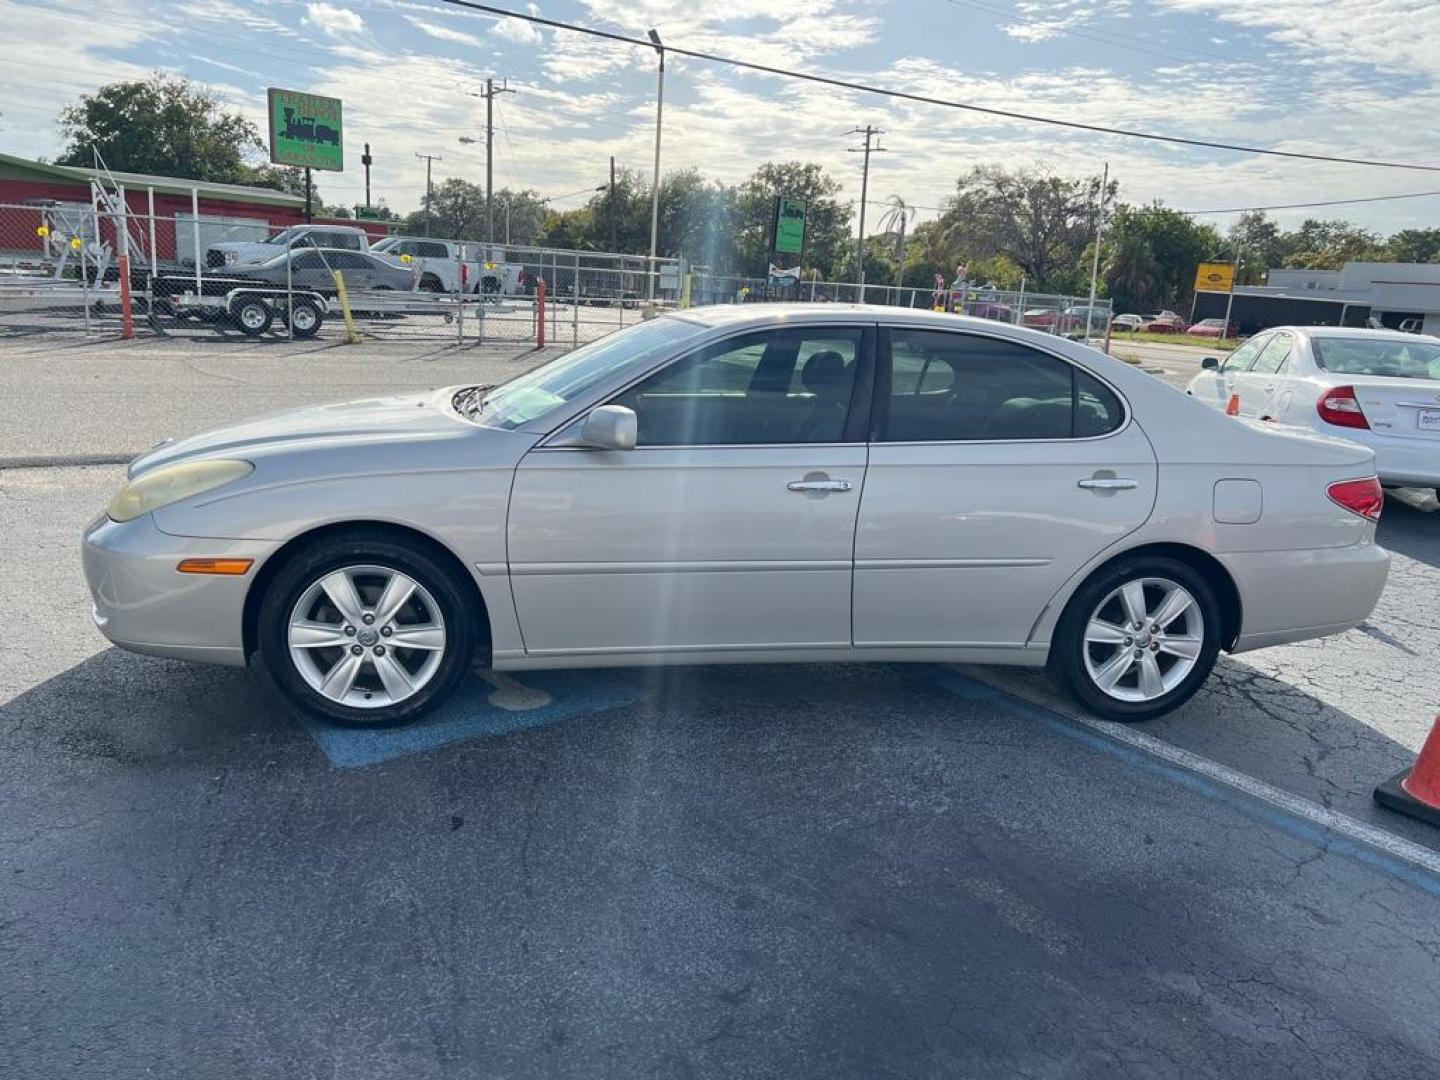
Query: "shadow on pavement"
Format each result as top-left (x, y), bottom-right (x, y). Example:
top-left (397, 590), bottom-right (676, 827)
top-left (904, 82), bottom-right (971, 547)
top-left (6, 649), bottom-right (1440, 1078)
top-left (1378, 492), bottom-right (1439, 569)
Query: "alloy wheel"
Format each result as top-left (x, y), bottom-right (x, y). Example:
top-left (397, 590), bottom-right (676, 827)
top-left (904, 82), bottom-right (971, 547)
top-left (1081, 576), bottom-right (1205, 703)
top-left (287, 564), bottom-right (446, 709)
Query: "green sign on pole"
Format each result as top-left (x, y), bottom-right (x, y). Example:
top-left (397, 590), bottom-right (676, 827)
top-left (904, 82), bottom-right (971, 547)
top-left (354, 206), bottom-right (386, 221)
top-left (773, 196), bottom-right (807, 256)
top-left (267, 88), bottom-right (344, 172)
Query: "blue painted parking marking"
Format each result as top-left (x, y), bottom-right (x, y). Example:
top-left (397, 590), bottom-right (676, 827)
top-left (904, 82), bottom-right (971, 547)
top-left (298, 669), bottom-right (642, 768)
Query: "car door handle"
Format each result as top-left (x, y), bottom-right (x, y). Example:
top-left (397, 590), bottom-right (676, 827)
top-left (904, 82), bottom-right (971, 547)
top-left (788, 478), bottom-right (853, 493)
top-left (1077, 477), bottom-right (1138, 490)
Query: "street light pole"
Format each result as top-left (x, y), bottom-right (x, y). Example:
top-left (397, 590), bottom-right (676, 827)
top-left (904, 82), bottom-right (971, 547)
top-left (647, 28), bottom-right (664, 302)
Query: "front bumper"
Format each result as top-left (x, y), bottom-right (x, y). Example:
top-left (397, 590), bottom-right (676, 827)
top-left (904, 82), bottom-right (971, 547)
top-left (82, 512), bottom-right (280, 667)
top-left (1219, 541), bottom-right (1390, 653)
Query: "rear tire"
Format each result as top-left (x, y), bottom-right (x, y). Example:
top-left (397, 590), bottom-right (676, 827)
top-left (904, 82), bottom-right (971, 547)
top-left (283, 298), bottom-right (322, 338)
top-left (1047, 555), bottom-right (1222, 722)
top-left (257, 531), bottom-right (475, 726)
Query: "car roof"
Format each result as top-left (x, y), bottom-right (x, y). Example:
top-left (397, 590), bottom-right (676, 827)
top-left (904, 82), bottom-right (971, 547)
top-left (1268, 325), bottom-right (1439, 344)
top-left (669, 303), bottom-right (1089, 342)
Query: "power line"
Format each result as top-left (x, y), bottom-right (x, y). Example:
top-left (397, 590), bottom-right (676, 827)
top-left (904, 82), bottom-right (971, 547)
top-left (438, 0), bottom-right (1440, 172)
top-left (1180, 189), bottom-right (1440, 215)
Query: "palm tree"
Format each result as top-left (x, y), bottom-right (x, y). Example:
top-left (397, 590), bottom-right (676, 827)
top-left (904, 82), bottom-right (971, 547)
top-left (877, 195), bottom-right (916, 289)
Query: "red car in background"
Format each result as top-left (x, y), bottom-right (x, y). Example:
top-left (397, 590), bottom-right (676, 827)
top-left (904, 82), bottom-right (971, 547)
top-left (1186, 318), bottom-right (1238, 339)
top-left (1021, 307), bottom-right (1082, 333)
top-left (1145, 310), bottom-right (1188, 332)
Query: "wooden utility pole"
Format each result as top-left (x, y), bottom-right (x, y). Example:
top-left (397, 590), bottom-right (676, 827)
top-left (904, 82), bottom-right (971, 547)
top-left (480, 78), bottom-right (515, 259)
top-left (609, 155), bottom-right (617, 253)
top-left (846, 126), bottom-right (886, 299)
top-left (415, 152), bottom-right (442, 236)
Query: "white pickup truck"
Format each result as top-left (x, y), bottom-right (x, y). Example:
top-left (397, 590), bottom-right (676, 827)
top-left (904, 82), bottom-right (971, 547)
top-left (369, 236), bottom-right (522, 295)
top-left (205, 224), bottom-right (371, 271)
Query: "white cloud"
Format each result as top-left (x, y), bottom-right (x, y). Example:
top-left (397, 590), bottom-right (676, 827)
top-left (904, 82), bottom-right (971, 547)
top-left (404, 14), bottom-right (486, 47)
top-left (492, 4), bottom-right (542, 45)
top-left (305, 1), bottom-right (365, 37)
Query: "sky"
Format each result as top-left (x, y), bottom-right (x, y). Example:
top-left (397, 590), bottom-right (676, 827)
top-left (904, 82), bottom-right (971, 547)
top-left (3, 0), bottom-right (1440, 237)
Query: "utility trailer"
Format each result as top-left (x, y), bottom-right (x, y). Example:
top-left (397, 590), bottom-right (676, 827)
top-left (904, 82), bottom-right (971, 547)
top-left (147, 272), bottom-right (331, 337)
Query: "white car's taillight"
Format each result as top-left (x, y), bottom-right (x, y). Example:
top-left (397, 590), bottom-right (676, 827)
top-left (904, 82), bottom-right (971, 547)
top-left (1317, 386), bottom-right (1370, 429)
top-left (1327, 477), bottom-right (1383, 521)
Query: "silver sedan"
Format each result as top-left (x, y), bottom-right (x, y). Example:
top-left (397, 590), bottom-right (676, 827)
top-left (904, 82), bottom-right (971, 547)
top-left (83, 305), bottom-right (1390, 726)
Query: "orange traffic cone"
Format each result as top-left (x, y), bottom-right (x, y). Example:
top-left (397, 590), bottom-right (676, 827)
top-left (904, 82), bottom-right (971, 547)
top-left (1375, 716), bottom-right (1440, 826)
top-left (1225, 393), bottom-right (1241, 416)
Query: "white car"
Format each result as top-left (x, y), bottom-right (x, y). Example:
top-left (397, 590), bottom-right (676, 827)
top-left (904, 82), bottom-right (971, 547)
top-left (1112, 314), bottom-right (1144, 332)
top-left (1186, 325), bottom-right (1440, 491)
top-left (82, 306), bottom-right (1389, 727)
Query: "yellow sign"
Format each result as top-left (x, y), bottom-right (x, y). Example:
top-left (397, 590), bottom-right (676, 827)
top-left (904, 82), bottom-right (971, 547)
top-left (1194, 261), bottom-right (1236, 293)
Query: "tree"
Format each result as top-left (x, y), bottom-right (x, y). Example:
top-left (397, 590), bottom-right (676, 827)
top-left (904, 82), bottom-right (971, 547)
top-left (734, 162), bottom-right (850, 278)
top-left (877, 195), bottom-right (916, 287)
top-left (399, 177), bottom-right (485, 240)
top-left (57, 73), bottom-right (262, 184)
top-left (1277, 218), bottom-right (1384, 270)
top-left (935, 165), bottom-right (1112, 292)
top-left (1226, 211), bottom-right (1282, 285)
top-left (1103, 204), bottom-right (1220, 313)
top-left (657, 168), bottom-right (736, 268)
top-left (1385, 228), bottom-right (1440, 264)
top-left (492, 188), bottom-right (551, 247)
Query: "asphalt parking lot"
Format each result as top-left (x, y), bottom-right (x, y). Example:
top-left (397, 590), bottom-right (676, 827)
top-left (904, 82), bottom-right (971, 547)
top-left (3, 331), bottom-right (1440, 1077)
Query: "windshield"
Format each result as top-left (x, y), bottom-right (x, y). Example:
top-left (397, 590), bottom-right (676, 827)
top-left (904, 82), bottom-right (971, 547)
top-left (266, 227), bottom-right (305, 246)
top-left (462, 316), bottom-right (706, 429)
top-left (1312, 337), bottom-right (1440, 380)
top-left (370, 237), bottom-right (398, 252)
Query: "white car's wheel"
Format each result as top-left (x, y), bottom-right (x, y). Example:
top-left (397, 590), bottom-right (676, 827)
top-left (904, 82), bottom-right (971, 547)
top-left (258, 531), bottom-right (474, 726)
top-left (1049, 556), bottom-right (1222, 722)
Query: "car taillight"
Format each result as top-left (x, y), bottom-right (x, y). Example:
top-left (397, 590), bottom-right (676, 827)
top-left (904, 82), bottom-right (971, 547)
top-left (1317, 386), bottom-right (1370, 429)
top-left (1327, 477), bottom-right (1384, 521)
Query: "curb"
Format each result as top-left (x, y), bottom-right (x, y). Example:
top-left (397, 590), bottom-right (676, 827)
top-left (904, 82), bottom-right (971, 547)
top-left (0, 453), bottom-right (136, 470)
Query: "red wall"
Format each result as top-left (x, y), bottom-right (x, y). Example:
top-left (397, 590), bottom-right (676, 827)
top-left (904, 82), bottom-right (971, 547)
top-left (0, 177), bottom-right (388, 263)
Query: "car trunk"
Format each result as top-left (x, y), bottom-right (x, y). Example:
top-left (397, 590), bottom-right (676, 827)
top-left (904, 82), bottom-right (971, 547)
top-left (1350, 377), bottom-right (1440, 440)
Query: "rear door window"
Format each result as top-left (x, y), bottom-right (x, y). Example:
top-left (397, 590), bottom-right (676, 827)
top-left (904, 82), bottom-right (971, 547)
top-left (878, 329), bottom-right (1123, 441)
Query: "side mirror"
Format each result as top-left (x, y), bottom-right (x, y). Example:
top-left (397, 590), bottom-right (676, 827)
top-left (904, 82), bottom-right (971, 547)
top-left (580, 405), bottom-right (637, 451)
top-left (1201, 356), bottom-right (1220, 370)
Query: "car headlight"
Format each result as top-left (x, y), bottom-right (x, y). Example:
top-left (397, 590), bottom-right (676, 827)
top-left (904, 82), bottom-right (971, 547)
top-left (107, 459), bottom-right (253, 522)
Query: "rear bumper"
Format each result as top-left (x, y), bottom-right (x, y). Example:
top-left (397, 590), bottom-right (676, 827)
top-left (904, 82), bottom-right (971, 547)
top-left (1373, 438), bottom-right (1440, 488)
top-left (82, 512), bottom-right (278, 667)
top-left (1219, 542), bottom-right (1390, 653)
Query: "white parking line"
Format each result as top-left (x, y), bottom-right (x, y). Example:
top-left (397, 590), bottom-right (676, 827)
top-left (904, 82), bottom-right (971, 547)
top-left (954, 664), bottom-right (1440, 881)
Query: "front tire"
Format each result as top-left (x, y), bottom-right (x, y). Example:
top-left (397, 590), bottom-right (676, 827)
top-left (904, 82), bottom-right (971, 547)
top-left (231, 297), bottom-right (273, 336)
top-left (257, 532), bottom-right (475, 726)
top-left (1047, 555), bottom-right (1221, 722)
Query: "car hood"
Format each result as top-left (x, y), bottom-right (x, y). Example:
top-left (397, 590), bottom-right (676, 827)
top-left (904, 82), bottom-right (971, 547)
top-left (128, 387), bottom-right (477, 477)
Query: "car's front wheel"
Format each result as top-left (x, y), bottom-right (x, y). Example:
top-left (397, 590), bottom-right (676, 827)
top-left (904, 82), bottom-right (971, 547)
top-left (257, 532), bottom-right (475, 725)
top-left (1048, 556), bottom-right (1222, 722)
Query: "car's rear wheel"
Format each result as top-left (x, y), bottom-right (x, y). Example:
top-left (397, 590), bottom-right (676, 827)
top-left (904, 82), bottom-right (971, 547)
top-left (257, 533), bottom-right (474, 726)
top-left (1048, 556), bottom-right (1221, 722)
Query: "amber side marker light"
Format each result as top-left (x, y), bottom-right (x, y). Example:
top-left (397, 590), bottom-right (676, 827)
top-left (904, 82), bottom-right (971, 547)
top-left (176, 558), bottom-right (254, 576)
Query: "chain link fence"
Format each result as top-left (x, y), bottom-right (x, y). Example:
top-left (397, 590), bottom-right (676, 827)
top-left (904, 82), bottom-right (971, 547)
top-left (0, 194), bottom-right (682, 347)
top-left (686, 270), bottom-right (1114, 342)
